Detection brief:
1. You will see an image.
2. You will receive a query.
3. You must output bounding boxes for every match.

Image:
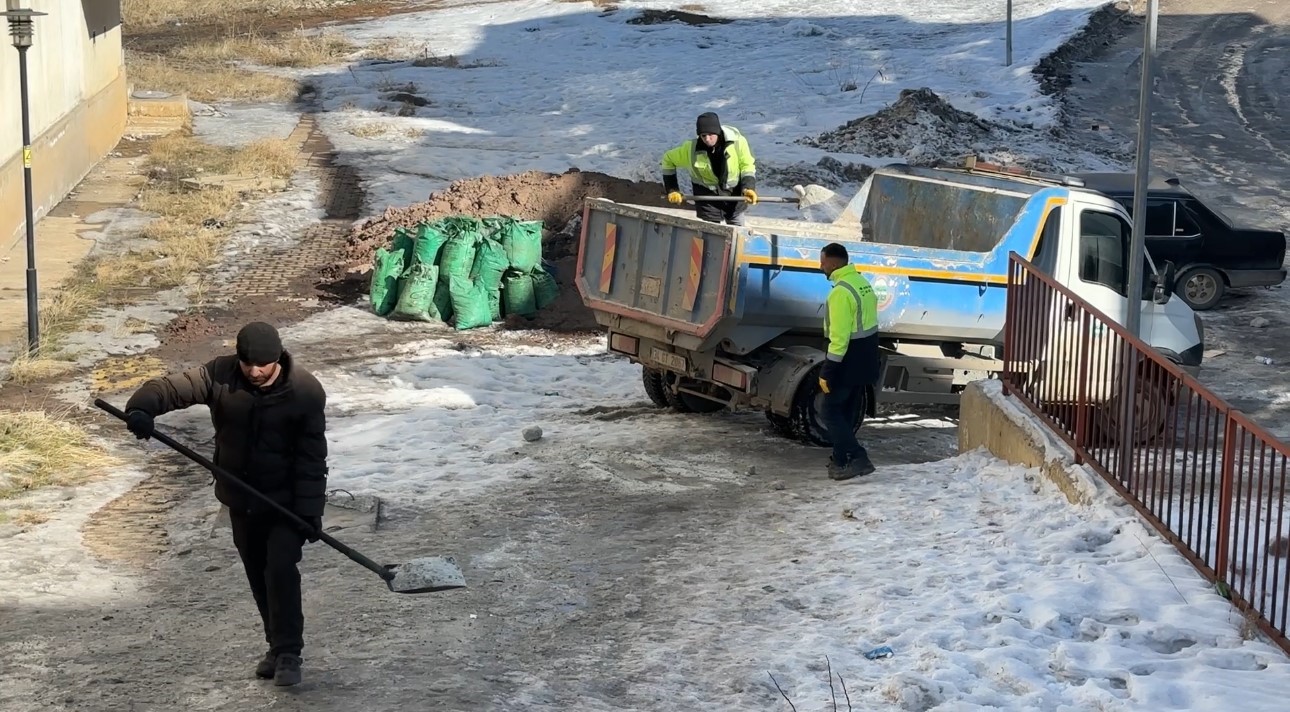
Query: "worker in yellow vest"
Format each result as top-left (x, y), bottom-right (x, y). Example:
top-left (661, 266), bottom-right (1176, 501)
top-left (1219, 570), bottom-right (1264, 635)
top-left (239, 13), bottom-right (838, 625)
top-left (817, 242), bottom-right (880, 480)
top-left (660, 112), bottom-right (758, 226)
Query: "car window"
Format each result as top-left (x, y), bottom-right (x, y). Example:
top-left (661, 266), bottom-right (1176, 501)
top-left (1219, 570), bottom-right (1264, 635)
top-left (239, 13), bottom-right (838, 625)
top-left (1174, 204), bottom-right (1201, 235)
top-left (1079, 209), bottom-right (1153, 299)
top-left (1145, 200), bottom-right (1176, 236)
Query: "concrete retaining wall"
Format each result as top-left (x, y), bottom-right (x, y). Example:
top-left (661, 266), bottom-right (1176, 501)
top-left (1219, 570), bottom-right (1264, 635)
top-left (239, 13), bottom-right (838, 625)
top-left (958, 379), bottom-right (1107, 506)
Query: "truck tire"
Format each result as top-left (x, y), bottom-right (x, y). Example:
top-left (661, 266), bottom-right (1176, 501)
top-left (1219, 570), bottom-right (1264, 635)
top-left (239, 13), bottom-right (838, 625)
top-left (789, 369), bottom-right (866, 447)
top-left (641, 367), bottom-right (670, 408)
top-left (1176, 266), bottom-right (1224, 311)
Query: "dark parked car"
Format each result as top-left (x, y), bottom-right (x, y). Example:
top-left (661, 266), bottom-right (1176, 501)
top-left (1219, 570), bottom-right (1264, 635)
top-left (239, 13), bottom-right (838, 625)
top-left (1073, 173), bottom-right (1287, 310)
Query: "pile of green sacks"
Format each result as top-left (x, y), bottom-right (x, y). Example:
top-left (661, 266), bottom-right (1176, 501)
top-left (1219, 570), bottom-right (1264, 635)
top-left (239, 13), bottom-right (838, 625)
top-left (368, 216), bottom-right (560, 330)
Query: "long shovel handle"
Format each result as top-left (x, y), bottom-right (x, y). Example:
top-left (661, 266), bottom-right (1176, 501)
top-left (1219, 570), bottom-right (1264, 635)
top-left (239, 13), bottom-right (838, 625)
top-left (93, 398), bottom-right (395, 583)
top-left (667, 194), bottom-right (800, 204)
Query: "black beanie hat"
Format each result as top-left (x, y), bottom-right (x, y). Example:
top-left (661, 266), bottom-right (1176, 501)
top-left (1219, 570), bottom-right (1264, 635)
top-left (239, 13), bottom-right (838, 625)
top-left (236, 321), bottom-right (283, 365)
top-left (696, 112), bottom-right (722, 136)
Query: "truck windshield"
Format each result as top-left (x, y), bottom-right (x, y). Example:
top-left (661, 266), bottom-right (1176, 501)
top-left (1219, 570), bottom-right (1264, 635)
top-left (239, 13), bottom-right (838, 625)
top-left (1078, 210), bottom-right (1156, 300)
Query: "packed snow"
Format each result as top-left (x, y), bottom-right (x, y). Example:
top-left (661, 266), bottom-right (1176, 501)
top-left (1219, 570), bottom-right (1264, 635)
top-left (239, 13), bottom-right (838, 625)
top-left (301, 0), bottom-right (1117, 213)
top-left (6, 1), bottom-right (1290, 707)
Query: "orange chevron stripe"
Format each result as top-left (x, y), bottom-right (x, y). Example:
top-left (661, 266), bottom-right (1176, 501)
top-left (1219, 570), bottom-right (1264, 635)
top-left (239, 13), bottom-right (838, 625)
top-left (682, 236), bottom-right (703, 311)
top-left (599, 223), bottom-right (617, 293)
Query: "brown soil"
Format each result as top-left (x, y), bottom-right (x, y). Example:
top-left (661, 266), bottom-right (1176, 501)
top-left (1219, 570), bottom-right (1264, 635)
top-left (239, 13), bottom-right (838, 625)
top-left (323, 168), bottom-right (668, 333)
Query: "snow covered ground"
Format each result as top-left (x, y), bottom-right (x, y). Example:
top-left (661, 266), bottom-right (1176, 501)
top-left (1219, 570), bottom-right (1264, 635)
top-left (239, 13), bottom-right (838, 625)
top-left (7, 306), bottom-right (1290, 709)
top-left (7, 1), bottom-right (1290, 708)
top-left (297, 0), bottom-right (1118, 213)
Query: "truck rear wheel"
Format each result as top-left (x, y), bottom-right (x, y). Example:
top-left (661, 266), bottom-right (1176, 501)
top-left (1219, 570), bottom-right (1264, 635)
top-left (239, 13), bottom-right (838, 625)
top-left (790, 369), bottom-right (866, 447)
top-left (641, 367), bottom-right (670, 408)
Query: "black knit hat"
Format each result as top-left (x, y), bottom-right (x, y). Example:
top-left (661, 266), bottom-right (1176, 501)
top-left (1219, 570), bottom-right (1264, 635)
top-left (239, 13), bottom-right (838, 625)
top-left (696, 112), bottom-right (722, 136)
top-left (236, 321), bottom-right (283, 365)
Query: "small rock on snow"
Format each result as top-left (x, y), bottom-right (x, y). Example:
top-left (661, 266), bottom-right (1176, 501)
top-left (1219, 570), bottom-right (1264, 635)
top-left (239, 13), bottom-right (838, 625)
top-left (1251, 317), bottom-right (1270, 328)
top-left (522, 426), bottom-right (543, 442)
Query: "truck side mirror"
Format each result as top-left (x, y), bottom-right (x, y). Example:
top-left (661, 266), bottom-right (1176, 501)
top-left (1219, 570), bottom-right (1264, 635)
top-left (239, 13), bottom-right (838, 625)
top-left (1152, 261), bottom-right (1176, 305)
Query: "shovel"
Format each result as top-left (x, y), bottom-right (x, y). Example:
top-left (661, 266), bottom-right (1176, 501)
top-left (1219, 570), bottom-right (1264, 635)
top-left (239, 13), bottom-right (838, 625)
top-left (94, 398), bottom-right (466, 594)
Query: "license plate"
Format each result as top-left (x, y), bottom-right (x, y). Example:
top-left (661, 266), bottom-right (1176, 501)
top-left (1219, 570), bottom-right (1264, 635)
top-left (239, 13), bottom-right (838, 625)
top-left (651, 347), bottom-right (687, 373)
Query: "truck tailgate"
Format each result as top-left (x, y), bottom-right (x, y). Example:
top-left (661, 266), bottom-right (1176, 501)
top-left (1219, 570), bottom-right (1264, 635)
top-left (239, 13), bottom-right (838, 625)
top-left (576, 199), bottom-right (736, 338)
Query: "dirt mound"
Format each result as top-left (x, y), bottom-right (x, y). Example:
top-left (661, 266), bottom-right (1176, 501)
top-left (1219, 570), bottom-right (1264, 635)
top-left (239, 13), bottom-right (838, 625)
top-left (626, 9), bottom-right (731, 26)
top-left (324, 169), bottom-right (667, 333)
top-left (1032, 1), bottom-right (1141, 96)
top-left (798, 87), bottom-right (1016, 165)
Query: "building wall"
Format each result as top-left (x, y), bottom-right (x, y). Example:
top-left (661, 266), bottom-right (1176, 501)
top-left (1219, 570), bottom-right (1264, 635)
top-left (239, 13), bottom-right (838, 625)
top-left (0, 0), bottom-right (126, 246)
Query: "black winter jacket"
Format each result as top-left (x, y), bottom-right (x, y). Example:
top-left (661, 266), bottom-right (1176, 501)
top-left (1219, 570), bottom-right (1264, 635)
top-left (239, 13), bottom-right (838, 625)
top-left (125, 351), bottom-right (329, 517)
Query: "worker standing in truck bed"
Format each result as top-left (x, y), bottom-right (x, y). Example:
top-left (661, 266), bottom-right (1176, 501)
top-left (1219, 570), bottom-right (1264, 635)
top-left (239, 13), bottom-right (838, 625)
top-left (817, 242), bottom-right (880, 480)
top-left (661, 112), bottom-right (758, 226)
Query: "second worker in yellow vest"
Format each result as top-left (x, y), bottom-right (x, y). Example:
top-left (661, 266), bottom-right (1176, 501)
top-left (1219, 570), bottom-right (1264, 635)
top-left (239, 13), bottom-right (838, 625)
top-left (818, 242), bottom-right (880, 481)
top-left (660, 112), bottom-right (758, 226)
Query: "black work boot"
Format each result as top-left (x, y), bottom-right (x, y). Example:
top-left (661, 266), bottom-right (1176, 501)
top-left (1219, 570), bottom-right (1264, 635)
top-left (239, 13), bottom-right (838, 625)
top-left (255, 651), bottom-right (276, 679)
top-left (274, 654), bottom-right (302, 686)
top-left (833, 455), bottom-right (876, 481)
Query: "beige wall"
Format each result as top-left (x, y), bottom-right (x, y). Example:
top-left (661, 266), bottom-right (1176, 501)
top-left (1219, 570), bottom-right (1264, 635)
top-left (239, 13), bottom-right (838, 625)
top-left (0, 0), bottom-right (126, 246)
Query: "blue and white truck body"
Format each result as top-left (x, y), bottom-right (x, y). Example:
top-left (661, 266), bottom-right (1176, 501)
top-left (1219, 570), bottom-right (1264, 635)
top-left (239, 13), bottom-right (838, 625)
top-left (575, 163), bottom-right (1204, 444)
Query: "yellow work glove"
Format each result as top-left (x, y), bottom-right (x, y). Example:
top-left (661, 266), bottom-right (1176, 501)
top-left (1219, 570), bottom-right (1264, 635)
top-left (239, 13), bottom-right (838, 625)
top-left (818, 377), bottom-right (830, 394)
top-left (667, 191), bottom-right (684, 205)
top-left (743, 189), bottom-right (758, 205)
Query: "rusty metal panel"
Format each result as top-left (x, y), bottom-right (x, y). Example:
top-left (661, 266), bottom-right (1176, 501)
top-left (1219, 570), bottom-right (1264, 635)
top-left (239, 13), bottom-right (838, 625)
top-left (575, 199), bottom-right (735, 340)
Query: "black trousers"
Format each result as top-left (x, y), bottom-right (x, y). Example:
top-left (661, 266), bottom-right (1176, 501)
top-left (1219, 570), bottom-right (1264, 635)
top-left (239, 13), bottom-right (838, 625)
top-left (823, 381), bottom-right (867, 467)
top-left (229, 511), bottom-right (306, 657)
top-left (692, 184), bottom-right (747, 226)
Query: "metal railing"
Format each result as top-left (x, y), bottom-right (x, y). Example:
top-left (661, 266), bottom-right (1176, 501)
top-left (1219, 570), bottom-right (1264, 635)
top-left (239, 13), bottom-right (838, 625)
top-left (1002, 252), bottom-right (1290, 655)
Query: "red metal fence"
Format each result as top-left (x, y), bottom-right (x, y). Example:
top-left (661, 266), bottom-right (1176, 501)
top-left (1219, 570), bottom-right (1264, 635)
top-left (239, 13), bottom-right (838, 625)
top-left (1002, 252), bottom-right (1290, 655)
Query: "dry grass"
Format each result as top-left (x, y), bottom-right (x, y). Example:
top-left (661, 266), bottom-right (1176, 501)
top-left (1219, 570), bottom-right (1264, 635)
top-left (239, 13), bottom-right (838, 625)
top-left (0, 509), bottom-right (50, 529)
top-left (102, 135), bottom-right (296, 290)
top-left (125, 52), bottom-right (301, 103)
top-left (0, 408), bottom-right (118, 499)
top-left (125, 0), bottom-right (360, 28)
top-left (178, 30), bottom-right (356, 68)
top-left (4, 282), bottom-right (102, 383)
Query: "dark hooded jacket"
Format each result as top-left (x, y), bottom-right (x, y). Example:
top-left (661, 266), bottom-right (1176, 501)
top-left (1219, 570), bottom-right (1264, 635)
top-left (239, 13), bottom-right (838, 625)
top-left (125, 351), bottom-right (328, 518)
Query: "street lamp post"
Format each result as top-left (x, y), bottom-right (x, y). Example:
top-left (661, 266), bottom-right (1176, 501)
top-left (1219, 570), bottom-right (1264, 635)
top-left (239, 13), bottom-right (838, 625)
top-left (2, 0), bottom-right (46, 355)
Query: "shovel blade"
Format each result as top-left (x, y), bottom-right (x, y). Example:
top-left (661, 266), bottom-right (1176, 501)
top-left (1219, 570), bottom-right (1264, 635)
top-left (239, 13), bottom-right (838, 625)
top-left (384, 556), bottom-right (467, 594)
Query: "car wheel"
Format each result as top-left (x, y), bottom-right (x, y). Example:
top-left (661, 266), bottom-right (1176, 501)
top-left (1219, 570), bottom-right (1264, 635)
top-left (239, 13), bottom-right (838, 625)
top-left (1176, 267), bottom-right (1225, 311)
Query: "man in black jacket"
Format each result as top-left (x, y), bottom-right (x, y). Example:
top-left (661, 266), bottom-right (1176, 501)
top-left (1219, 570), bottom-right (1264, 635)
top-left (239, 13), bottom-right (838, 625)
top-left (123, 321), bottom-right (328, 687)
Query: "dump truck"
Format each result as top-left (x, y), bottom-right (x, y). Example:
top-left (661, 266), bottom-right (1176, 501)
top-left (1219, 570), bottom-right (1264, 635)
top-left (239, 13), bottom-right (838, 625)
top-left (574, 161), bottom-right (1205, 445)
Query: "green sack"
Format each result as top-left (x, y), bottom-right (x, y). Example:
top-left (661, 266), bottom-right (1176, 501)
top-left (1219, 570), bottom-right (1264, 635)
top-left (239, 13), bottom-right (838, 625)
top-left (389, 262), bottom-right (441, 321)
top-left (531, 267), bottom-right (559, 310)
top-left (439, 228), bottom-right (481, 280)
top-left (412, 222), bottom-right (450, 267)
top-left (369, 246), bottom-right (406, 317)
top-left (486, 217), bottom-right (544, 272)
top-left (470, 237), bottom-right (509, 322)
top-left (432, 277), bottom-right (454, 323)
top-left (449, 274), bottom-right (493, 330)
top-left (502, 271), bottom-right (537, 318)
top-left (392, 227), bottom-right (415, 270)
